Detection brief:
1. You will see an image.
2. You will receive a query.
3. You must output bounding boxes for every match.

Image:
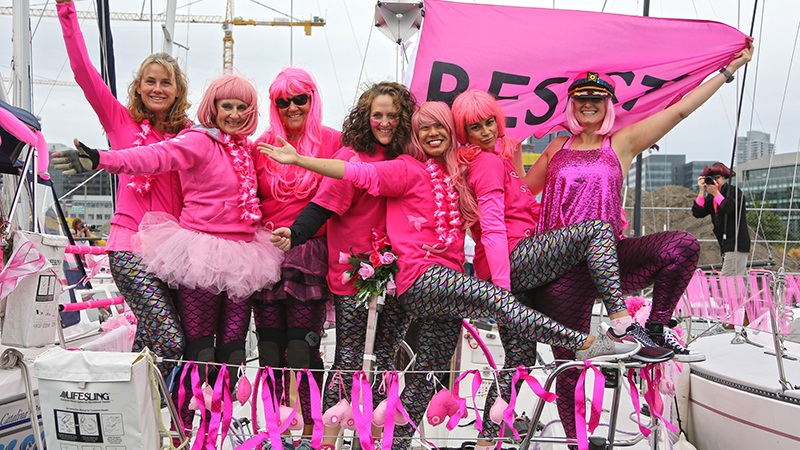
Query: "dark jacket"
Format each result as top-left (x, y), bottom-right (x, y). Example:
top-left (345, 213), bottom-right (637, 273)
top-left (692, 182), bottom-right (751, 254)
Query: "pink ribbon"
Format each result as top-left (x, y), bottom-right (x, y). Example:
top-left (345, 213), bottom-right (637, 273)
top-left (239, 367), bottom-right (285, 450)
top-left (500, 366), bottom-right (559, 440)
top-left (299, 368), bottom-right (324, 448)
top-left (204, 364), bottom-right (232, 449)
top-left (640, 366), bottom-right (678, 434)
top-left (64, 245), bottom-right (107, 254)
top-left (575, 361), bottom-right (605, 450)
top-left (190, 366), bottom-right (209, 450)
top-left (351, 371), bottom-right (375, 450)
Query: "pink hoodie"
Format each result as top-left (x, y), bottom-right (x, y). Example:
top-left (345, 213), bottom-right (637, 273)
top-left (99, 127), bottom-right (260, 241)
top-left (58, 2), bottom-right (183, 251)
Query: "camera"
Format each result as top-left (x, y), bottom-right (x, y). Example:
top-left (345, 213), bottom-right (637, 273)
top-left (703, 175), bottom-right (715, 185)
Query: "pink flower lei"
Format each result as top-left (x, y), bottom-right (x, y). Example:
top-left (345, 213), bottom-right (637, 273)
top-left (426, 158), bottom-right (461, 246)
top-left (128, 119), bottom-right (189, 195)
top-left (222, 133), bottom-right (261, 222)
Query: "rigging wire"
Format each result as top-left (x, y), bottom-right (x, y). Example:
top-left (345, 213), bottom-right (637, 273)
top-left (727, 0), bottom-right (759, 269)
top-left (354, 12), bottom-right (374, 105)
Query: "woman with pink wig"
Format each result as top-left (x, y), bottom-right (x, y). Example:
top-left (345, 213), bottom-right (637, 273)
top-left (451, 89), bottom-right (669, 449)
top-left (250, 68), bottom-right (341, 436)
top-left (52, 73), bottom-right (284, 433)
top-left (262, 101), bottom-right (638, 450)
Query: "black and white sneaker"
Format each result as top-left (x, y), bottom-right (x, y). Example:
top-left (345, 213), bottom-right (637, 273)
top-left (663, 327), bottom-right (706, 362)
top-left (608, 322), bottom-right (674, 363)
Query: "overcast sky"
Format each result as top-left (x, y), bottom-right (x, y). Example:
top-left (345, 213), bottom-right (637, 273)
top-left (1, 0), bottom-right (798, 172)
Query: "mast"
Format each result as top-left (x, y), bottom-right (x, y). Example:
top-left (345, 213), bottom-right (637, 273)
top-left (11, 0), bottom-right (31, 110)
top-left (632, 0), bottom-right (650, 237)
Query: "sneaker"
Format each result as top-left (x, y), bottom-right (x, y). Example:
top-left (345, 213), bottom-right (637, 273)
top-left (663, 327), bottom-right (706, 362)
top-left (609, 323), bottom-right (674, 363)
top-left (576, 329), bottom-right (641, 362)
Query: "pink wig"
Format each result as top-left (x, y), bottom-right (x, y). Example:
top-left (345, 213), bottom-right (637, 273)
top-left (262, 67), bottom-right (326, 200)
top-left (197, 73), bottom-right (259, 137)
top-left (407, 102), bottom-right (479, 229)
top-left (564, 97), bottom-right (615, 136)
top-left (451, 89), bottom-right (517, 161)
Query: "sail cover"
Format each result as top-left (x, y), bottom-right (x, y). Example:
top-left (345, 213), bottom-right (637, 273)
top-left (407, 0), bottom-right (751, 139)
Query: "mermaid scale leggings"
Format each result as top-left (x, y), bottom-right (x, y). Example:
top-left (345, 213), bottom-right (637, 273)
top-left (526, 230), bottom-right (699, 445)
top-left (321, 294), bottom-right (408, 412)
top-left (173, 287), bottom-right (251, 428)
top-left (479, 219), bottom-right (626, 440)
top-left (385, 264), bottom-right (589, 448)
top-left (108, 251), bottom-right (184, 377)
top-left (253, 301), bottom-right (326, 424)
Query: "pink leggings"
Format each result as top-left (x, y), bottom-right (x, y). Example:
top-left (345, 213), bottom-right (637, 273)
top-left (526, 230), bottom-right (699, 444)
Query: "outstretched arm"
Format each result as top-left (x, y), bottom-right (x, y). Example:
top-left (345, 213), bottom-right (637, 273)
top-left (259, 136), bottom-right (346, 179)
top-left (613, 40), bottom-right (754, 168)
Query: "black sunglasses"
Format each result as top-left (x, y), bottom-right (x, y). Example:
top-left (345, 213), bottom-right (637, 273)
top-left (275, 93), bottom-right (310, 109)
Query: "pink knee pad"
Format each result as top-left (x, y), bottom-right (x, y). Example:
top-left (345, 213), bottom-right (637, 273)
top-left (426, 388), bottom-right (460, 426)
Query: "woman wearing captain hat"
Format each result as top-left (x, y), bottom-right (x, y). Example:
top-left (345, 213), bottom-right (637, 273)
top-left (522, 41), bottom-right (753, 445)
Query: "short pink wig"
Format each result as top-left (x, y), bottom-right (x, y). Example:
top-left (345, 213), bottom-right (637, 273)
top-left (564, 97), bottom-right (615, 136)
top-left (197, 73), bottom-right (259, 137)
top-left (451, 89), bottom-right (515, 160)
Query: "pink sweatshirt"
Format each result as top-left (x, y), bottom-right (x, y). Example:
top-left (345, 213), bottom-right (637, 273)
top-left (98, 127), bottom-right (260, 241)
top-left (253, 126), bottom-right (341, 233)
top-left (343, 155), bottom-right (465, 295)
top-left (467, 151), bottom-right (539, 290)
top-left (58, 2), bottom-right (183, 252)
top-left (313, 147), bottom-right (389, 295)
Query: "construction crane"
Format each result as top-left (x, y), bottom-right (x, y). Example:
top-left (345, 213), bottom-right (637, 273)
top-left (0, 3), bottom-right (326, 68)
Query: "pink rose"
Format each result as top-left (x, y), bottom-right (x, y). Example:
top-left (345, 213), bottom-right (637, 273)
top-left (380, 252), bottom-right (396, 265)
top-left (358, 262), bottom-right (375, 280)
top-left (385, 280), bottom-right (396, 295)
top-left (339, 252), bottom-right (351, 264)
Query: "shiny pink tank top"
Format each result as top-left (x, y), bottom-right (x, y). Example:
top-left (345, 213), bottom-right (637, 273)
top-left (537, 134), bottom-right (625, 240)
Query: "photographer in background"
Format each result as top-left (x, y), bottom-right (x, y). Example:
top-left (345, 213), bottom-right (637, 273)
top-left (692, 162), bottom-right (751, 276)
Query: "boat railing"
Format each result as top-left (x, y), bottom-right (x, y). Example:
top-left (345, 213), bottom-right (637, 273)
top-left (677, 269), bottom-right (799, 395)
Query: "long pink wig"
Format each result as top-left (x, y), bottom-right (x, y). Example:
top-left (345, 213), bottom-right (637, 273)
top-left (564, 97), bottom-right (615, 135)
top-left (451, 89), bottom-right (517, 162)
top-left (197, 73), bottom-right (259, 137)
top-left (263, 67), bottom-right (326, 200)
top-left (407, 102), bottom-right (479, 229)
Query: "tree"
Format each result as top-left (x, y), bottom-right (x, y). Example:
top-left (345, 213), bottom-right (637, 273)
top-left (747, 201), bottom-right (789, 245)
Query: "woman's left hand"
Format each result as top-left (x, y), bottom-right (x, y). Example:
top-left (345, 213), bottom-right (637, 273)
top-left (258, 135), bottom-right (300, 165)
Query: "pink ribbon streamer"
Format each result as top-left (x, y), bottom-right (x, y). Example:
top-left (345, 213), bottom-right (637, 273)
top-left (500, 366), bottom-right (559, 440)
top-left (351, 371), bottom-right (375, 450)
top-left (575, 361), bottom-right (605, 450)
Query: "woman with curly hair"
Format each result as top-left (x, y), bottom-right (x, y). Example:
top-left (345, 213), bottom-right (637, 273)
top-left (56, 0), bottom-right (190, 378)
top-left (270, 81), bottom-right (416, 448)
top-left (249, 68), bottom-right (341, 437)
top-left (265, 101), bottom-right (639, 450)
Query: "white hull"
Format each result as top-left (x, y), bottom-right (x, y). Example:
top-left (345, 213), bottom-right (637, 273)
top-left (687, 331), bottom-right (800, 450)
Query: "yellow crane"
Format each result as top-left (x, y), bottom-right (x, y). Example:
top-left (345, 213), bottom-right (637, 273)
top-left (0, 2), bottom-right (325, 69)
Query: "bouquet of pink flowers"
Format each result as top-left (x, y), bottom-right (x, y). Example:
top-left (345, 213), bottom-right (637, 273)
top-left (340, 229), bottom-right (399, 307)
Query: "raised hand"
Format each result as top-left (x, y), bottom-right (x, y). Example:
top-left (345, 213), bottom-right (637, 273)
top-left (258, 135), bottom-right (300, 166)
top-left (50, 139), bottom-right (100, 175)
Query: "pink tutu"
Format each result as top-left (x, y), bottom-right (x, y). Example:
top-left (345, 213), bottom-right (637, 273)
top-left (133, 212), bottom-right (284, 299)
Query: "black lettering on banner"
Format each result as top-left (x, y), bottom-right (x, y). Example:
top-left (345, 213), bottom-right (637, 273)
top-left (426, 61), bottom-right (470, 106)
top-left (488, 71), bottom-right (530, 128)
top-left (620, 73), bottom-right (690, 111)
top-left (525, 77), bottom-right (569, 126)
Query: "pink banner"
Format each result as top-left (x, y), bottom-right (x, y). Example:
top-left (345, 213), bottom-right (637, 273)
top-left (408, 0), bottom-right (751, 138)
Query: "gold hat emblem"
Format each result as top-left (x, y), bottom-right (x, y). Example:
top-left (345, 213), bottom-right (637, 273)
top-left (588, 72), bottom-right (599, 82)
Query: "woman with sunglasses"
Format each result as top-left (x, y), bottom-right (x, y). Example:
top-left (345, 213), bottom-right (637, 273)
top-left (523, 42), bottom-right (752, 445)
top-left (56, 0), bottom-right (189, 379)
top-left (250, 68), bottom-right (341, 437)
top-left (270, 82), bottom-right (417, 449)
